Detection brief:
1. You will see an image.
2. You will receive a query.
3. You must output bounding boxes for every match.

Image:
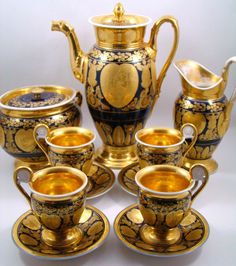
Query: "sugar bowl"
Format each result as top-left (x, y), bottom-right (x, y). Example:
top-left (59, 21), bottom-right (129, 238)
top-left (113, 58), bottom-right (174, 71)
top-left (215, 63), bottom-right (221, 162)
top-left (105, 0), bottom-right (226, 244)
top-left (0, 85), bottom-right (82, 170)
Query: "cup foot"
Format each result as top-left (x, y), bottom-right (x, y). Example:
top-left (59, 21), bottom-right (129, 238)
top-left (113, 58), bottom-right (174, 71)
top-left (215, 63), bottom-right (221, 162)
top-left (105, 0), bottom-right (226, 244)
top-left (95, 144), bottom-right (138, 169)
top-left (41, 227), bottom-right (83, 249)
top-left (15, 159), bottom-right (49, 172)
top-left (183, 157), bottom-right (218, 174)
top-left (140, 224), bottom-right (182, 246)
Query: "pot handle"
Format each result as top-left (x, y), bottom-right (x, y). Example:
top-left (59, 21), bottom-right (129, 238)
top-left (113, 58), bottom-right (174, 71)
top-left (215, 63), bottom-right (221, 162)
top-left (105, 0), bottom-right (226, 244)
top-left (148, 16), bottom-right (179, 103)
top-left (13, 166), bottom-right (33, 204)
top-left (181, 123), bottom-right (198, 161)
top-left (33, 124), bottom-right (51, 165)
top-left (189, 164), bottom-right (209, 201)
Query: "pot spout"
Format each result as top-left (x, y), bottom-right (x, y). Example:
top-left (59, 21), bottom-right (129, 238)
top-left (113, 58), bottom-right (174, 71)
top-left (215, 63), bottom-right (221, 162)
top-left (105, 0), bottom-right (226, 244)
top-left (51, 21), bottom-right (87, 84)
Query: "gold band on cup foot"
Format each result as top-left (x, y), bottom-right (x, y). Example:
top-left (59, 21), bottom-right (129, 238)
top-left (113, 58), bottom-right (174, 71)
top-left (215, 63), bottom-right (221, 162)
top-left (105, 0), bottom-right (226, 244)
top-left (140, 225), bottom-right (182, 246)
top-left (42, 227), bottom-right (83, 249)
top-left (183, 157), bottom-right (218, 174)
top-left (15, 159), bottom-right (49, 172)
top-left (95, 144), bottom-right (138, 169)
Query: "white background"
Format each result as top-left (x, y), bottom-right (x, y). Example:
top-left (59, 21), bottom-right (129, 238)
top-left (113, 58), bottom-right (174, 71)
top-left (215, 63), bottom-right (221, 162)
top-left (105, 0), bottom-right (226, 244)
top-left (0, 0), bottom-right (236, 265)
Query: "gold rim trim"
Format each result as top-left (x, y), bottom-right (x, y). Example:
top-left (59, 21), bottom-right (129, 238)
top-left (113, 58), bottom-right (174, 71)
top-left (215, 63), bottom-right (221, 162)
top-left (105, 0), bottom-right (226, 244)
top-left (46, 127), bottom-right (95, 151)
top-left (183, 157), bottom-right (218, 175)
top-left (114, 204), bottom-right (209, 257)
top-left (12, 205), bottom-right (110, 259)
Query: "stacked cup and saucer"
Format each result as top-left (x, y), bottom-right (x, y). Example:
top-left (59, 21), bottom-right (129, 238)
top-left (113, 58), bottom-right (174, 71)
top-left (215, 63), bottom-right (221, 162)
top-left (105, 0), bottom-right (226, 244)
top-left (12, 125), bottom-right (115, 259)
top-left (115, 124), bottom-right (210, 256)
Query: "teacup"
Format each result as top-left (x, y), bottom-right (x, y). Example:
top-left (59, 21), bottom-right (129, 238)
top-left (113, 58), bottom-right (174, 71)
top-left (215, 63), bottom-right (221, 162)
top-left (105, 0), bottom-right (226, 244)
top-left (135, 164), bottom-right (208, 245)
top-left (33, 124), bottom-right (95, 175)
top-left (14, 165), bottom-right (87, 248)
top-left (135, 123), bottom-right (197, 168)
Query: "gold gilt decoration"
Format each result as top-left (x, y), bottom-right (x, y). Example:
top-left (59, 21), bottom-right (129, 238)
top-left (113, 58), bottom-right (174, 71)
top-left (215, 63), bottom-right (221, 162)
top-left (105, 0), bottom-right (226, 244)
top-left (0, 106), bottom-right (80, 161)
top-left (86, 49), bottom-right (154, 112)
top-left (0, 125), bottom-right (5, 147)
top-left (12, 206), bottom-right (110, 259)
top-left (86, 162), bottom-right (115, 199)
top-left (118, 162), bottom-right (140, 196)
top-left (139, 191), bottom-right (191, 228)
top-left (15, 129), bottom-right (37, 152)
top-left (48, 145), bottom-right (94, 172)
top-left (89, 47), bottom-right (149, 63)
top-left (31, 191), bottom-right (86, 231)
top-left (114, 205), bottom-right (209, 256)
top-left (95, 122), bottom-right (143, 146)
top-left (137, 143), bottom-right (182, 168)
top-left (174, 95), bottom-right (228, 161)
top-left (100, 63), bottom-right (139, 109)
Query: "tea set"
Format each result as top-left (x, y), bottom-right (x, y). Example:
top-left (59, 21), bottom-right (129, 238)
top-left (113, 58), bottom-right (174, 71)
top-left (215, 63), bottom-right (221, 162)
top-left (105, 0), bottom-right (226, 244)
top-left (0, 2), bottom-right (235, 260)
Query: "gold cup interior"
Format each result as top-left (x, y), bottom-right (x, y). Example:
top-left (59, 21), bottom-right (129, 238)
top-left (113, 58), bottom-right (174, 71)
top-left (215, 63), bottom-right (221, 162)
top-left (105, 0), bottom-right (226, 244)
top-left (47, 127), bottom-right (94, 147)
top-left (136, 165), bottom-right (192, 193)
top-left (136, 128), bottom-right (183, 147)
top-left (30, 167), bottom-right (87, 196)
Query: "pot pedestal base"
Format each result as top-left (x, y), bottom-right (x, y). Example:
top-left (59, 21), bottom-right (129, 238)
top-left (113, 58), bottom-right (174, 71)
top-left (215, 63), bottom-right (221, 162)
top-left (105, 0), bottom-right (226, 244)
top-left (15, 159), bottom-right (49, 172)
top-left (95, 144), bottom-right (138, 169)
top-left (183, 157), bottom-right (218, 174)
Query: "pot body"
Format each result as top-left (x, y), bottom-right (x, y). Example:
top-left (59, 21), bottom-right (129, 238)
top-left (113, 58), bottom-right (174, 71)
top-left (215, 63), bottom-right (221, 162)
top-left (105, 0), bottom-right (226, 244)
top-left (86, 46), bottom-right (156, 167)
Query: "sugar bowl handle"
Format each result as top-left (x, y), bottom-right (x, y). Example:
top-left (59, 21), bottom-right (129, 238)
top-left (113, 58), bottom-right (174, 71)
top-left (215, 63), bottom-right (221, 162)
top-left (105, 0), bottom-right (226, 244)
top-left (33, 124), bottom-right (51, 165)
top-left (13, 166), bottom-right (33, 204)
top-left (189, 164), bottom-right (209, 201)
top-left (181, 123), bottom-right (198, 160)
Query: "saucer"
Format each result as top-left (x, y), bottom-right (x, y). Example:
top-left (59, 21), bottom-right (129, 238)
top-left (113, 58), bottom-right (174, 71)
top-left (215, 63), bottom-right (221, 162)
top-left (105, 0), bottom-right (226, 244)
top-left (118, 162), bottom-right (140, 196)
top-left (114, 204), bottom-right (209, 257)
top-left (12, 205), bottom-right (110, 260)
top-left (87, 162), bottom-right (115, 199)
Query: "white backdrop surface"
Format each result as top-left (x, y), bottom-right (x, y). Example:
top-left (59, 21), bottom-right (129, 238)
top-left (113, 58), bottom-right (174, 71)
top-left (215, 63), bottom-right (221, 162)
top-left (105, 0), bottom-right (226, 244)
top-left (0, 0), bottom-right (236, 266)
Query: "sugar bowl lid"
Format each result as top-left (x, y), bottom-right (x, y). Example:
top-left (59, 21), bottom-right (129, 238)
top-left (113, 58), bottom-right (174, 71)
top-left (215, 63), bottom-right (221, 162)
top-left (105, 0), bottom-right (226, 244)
top-left (0, 85), bottom-right (76, 111)
top-left (89, 2), bottom-right (151, 28)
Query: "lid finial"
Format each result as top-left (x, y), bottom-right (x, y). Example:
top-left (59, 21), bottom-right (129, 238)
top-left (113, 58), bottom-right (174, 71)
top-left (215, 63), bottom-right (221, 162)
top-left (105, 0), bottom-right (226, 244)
top-left (32, 87), bottom-right (44, 101)
top-left (113, 3), bottom-right (124, 21)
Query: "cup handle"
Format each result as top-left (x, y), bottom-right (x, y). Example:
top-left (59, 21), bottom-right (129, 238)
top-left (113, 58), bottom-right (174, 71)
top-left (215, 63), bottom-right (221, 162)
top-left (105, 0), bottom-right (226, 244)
top-left (33, 124), bottom-right (51, 165)
top-left (189, 164), bottom-right (209, 201)
top-left (75, 90), bottom-right (83, 107)
top-left (181, 123), bottom-right (198, 160)
top-left (13, 166), bottom-right (33, 205)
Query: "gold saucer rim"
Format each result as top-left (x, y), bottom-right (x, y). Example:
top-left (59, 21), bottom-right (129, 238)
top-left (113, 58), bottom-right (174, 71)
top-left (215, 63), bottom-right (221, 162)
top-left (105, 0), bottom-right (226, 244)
top-left (183, 157), bottom-right (218, 174)
top-left (114, 204), bottom-right (209, 257)
top-left (118, 162), bottom-right (140, 196)
top-left (12, 205), bottom-right (110, 260)
top-left (87, 162), bottom-right (115, 199)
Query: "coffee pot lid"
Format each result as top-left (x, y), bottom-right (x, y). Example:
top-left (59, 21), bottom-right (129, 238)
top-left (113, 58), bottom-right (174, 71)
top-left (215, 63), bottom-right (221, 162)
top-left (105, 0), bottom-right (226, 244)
top-left (89, 3), bottom-right (151, 28)
top-left (0, 86), bottom-right (75, 110)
